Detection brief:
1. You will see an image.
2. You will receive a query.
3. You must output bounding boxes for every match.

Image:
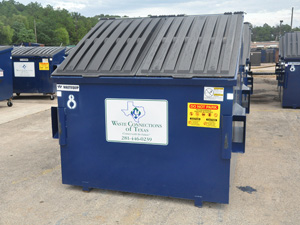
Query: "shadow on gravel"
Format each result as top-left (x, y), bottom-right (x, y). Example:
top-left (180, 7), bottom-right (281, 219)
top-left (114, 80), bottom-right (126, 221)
top-left (237, 186), bottom-right (257, 194)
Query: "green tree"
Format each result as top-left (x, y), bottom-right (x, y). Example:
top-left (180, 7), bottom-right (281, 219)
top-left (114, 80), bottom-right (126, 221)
top-left (0, 0), bottom-right (19, 18)
top-left (0, 20), bottom-right (13, 44)
top-left (35, 21), bottom-right (55, 45)
top-left (0, 0), bottom-right (103, 45)
top-left (10, 14), bottom-right (29, 28)
top-left (252, 23), bottom-right (295, 41)
top-left (54, 27), bottom-right (69, 45)
top-left (11, 21), bottom-right (35, 43)
top-left (252, 23), bottom-right (273, 41)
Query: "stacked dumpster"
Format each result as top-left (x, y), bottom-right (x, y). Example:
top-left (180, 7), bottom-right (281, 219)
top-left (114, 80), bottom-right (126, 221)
top-left (250, 50), bottom-right (261, 66)
top-left (12, 47), bottom-right (65, 99)
top-left (51, 13), bottom-right (249, 206)
top-left (0, 46), bottom-right (13, 107)
top-left (277, 32), bottom-right (300, 108)
top-left (261, 49), bottom-right (266, 63)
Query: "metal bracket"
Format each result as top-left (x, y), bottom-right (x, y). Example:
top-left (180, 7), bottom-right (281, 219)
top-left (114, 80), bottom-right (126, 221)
top-left (58, 107), bottom-right (67, 146)
top-left (232, 104), bottom-right (246, 153)
top-left (242, 84), bottom-right (251, 114)
top-left (222, 115), bottom-right (232, 159)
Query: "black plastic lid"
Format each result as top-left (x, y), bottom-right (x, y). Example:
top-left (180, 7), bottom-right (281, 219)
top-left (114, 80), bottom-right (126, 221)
top-left (53, 14), bottom-right (244, 78)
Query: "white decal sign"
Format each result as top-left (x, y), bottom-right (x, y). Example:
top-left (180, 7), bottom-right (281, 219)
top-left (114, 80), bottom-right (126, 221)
top-left (105, 99), bottom-right (168, 145)
top-left (14, 62), bottom-right (35, 77)
top-left (204, 87), bottom-right (224, 102)
top-left (57, 84), bottom-right (80, 92)
top-left (287, 62), bottom-right (300, 66)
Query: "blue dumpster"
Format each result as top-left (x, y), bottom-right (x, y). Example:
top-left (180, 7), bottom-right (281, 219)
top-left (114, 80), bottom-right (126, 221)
top-left (12, 47), bottom-right (65, 99)
top-left (0, 46), bottom-right (13, 107)
top-left (51, 13), bottom-right (248, 207)
top-left (250, 51), bottom-right (261, 66)
top-left (279, 32), bottom-right (300, 108)
top-left (261, 49), bottom-right (266, 63)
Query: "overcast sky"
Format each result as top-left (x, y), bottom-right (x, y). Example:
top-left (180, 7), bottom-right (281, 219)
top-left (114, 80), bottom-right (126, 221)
top-left (17, 0), bottom-right (300, 27)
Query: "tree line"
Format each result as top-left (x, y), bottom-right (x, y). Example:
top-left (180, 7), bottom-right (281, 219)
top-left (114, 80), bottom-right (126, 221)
top-left (0, 0), bottom-right (120, 45)
top-left (0, 0), bottom-right (300, 46)
top-left (251, 23), bottom-right (300, 42)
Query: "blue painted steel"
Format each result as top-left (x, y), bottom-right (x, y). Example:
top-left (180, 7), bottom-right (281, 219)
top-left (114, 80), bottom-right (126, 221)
top-left (21, 43), bottom-right (43, 47)
top-left (0, 47), bottom-right (13, 105)
top-left (261, 49), bottom-right (266, 63)
top-left (52, 74), bottom-right (247, 206)
top-left (12, 49), bottom-right (65, 95)
top-left (282, 63), bottom-right (300, 108)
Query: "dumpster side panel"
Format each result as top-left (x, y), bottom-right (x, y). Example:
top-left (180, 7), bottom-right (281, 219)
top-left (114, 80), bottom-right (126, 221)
top-left (0, 48), bottom-right (13, 101)
top-left (56, 82), bottom-right (234, 204)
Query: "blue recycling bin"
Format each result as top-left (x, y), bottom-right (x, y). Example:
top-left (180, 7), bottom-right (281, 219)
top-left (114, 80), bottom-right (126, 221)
top-left (278, 32), bottom-right (300, 108)
top-left (51, 13), bottom-right (248, 207)
top-left (12, 47), bottom-right (65, 99)
top-left (0, 46), bottom-right (13, 107)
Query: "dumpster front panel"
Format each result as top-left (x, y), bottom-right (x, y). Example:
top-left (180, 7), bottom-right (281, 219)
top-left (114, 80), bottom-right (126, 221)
top-left (55, 81), bottom-right (235, 204)
top-left (12, 47), bottom-right (65, 94)
top-left (13, 57), bottom-right (56, 93)
top-left (0, 47), bottom-right (13, 101)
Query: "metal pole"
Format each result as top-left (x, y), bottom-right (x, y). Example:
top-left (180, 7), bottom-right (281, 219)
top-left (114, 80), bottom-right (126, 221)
top-left (34, 19), bottom-right (37, 43)
top-left (291, 7), bottom-right (294, 30)
top-left (280, 20), bottom-right (283, 37)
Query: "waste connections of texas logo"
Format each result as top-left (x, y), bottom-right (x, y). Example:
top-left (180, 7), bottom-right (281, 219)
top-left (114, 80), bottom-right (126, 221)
top-left (105, 99), bottom-right (168, 145)
top-left (110, 101), bottom-right (162, 133)
top-left (122, 101), bottom-right (145, 123)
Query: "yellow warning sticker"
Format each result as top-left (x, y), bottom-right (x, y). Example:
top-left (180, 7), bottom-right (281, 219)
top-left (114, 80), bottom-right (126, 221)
top-left (39, 62), bottom-right (49, 70)
top-left (187, 103), bottom-right (221, 128)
